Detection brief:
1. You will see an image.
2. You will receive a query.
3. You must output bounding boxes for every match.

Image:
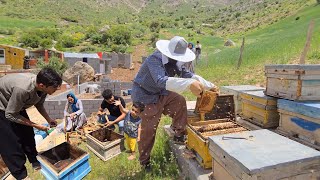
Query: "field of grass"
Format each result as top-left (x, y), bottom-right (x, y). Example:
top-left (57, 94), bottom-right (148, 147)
top-left (26, 117), bottom-right (179, 180)
top-left (179, 4), bottom-right (320, 89)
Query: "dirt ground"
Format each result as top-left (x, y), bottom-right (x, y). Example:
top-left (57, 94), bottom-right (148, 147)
top-left (108, 43), bottom-right (148, 82)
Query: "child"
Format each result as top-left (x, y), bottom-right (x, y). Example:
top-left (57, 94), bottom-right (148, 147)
top-left (112, 100), bottom-right (144, 160)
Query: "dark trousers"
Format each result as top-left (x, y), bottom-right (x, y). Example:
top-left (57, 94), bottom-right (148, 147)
top-left (0, 110), bottom-right (38, 180)
top-left (138, 91), bottom-right (187, 165)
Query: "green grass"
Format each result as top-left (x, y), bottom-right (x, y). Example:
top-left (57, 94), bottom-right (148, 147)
top-left (180, 4), bottom-right (320, 87)
top-left (0, 16), bottom-right (54, 29)
top-left (26, 117), bottom-right (179, 180)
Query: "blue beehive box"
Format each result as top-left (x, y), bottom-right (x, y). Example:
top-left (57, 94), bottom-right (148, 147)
top-left (37, 142), bottom-right (91, 180)
top-left (278, 99), bottom-right (320, 148)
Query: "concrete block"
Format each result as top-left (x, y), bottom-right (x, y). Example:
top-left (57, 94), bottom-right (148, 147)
top-left (118, 53), bottom-right (125, 67)
top-left (124, 54), bottom-right (132, 69)
top-left (111, 52), bottom-right (119, 68)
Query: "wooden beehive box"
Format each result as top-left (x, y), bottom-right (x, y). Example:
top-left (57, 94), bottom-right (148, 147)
top-left (186, 119), bottom-right (249, 169)
top-left (0, 155), bottom-right (10, 180)
top-left (86, 127), bottom-right (125, 161)
top-left (220, 85), bottom-right (265, 115)
top-left (277, 99), bottom-right (320, 150)
top-left (37, 142), bottom-right (91, 180)
top-left (209, 129), bottom-right (320, 180)
top-left (241, 90), bottom-right (279, 128)
top-left (265, 64), bottom-right (320, 101)
top-left (195, 94), bottom-right (235, 121)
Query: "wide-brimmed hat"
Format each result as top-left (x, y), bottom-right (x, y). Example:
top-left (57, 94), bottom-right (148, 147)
top-left (156, 36), bottom-right (195, 62)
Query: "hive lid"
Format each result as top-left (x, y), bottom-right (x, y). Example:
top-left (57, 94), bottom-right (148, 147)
top-left (208, 129), bottom-right (320, 174)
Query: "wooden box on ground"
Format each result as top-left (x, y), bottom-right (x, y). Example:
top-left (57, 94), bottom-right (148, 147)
top-left (265, 64), bottom-right (320, 101)
top-left (0, 155), bottom-right (10, 180)
top-left (277, 99), bottom-right (320, 149)
top-left (37, 142), bottom-right (91, 180)
top-left (208, 129), bottom-right (320, 180)
top-left (221, 85), bottom-right (265, 115)
top-left (241, 91), bottom-right (279, 128)
top-left (186, 119), bottom-right (248, 169)
top-left (86, 127), bottom-right (125, 161)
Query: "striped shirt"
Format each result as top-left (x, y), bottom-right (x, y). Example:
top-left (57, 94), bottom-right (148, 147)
top-left (132, 50), bottom-right (193, 104)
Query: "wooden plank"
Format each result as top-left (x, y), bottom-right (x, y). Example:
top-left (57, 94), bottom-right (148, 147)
top-left (278, 109), bottom-right (320, 146)
top-left (242, 101), bottom-right (279, 128)
top-left (186, 126), bottom-right (212, 169)
top-left (241, 91), bottom-right (277, 106)
top-left (213, 160), bottom-right (235, 180)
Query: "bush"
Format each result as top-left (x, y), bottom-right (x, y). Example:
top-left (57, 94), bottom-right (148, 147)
top-left (109, 25), bottom-right (131, 45)
top-left (90, 33), bottom-right (103, 44)
top-left (39, 38), bottom-right (53, 49)
top-left (20, 33), bottom-right (41, 48)
top-left (149, 21), bottom-right (160, 32)
top-left (59, 35), bottom-right (77, 48)
top-left (111, 44), bottom-right (127, 53)
top-left (36, 57), bottom-right (68, 76)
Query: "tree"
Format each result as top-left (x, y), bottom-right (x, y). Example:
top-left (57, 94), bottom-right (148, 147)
top-left (36, 57), bottom-right (68, 76)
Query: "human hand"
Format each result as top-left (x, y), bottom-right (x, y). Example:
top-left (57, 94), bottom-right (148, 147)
top-left (210, 86), bottom-right (220, 93)
top-left (190, 81), bottom-right (204, 98)
top-left (113, 100), bottom-right (121, 106)
top-left (49, 119), bottom-right (57, 127)
top-left (105, 121), bottom-right (114, 127)
top-left (137, 136), bottom-right (140, 142)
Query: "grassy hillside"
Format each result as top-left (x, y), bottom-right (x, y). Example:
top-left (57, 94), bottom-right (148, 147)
top-left (184, 4), bottom-right (320, 88)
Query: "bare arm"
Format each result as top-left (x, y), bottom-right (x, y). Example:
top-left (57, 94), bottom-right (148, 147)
top-left (137, 124), bottom-right (141, 142)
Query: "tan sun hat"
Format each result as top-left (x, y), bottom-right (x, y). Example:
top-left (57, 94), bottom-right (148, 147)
top-left (156, 36), bottom-right (195, 62)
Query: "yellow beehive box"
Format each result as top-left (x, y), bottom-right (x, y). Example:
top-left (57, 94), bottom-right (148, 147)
top-left (241, 90), bottom-right (279, 128)
top-left (186, 119), bottom-right (248, 169)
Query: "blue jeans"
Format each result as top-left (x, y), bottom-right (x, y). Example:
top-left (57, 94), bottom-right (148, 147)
top-left (97, 115), bottom-right (124, 133)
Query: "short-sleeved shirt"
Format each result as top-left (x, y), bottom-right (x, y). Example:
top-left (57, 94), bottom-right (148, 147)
top-left (0, 73), bottom-right (47, 123)
top-left (100, 96), bottom-right (125, 117)
top-left (123, 111), bottom-right (141, 138)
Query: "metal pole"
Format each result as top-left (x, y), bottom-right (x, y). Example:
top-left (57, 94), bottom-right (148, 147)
top-left (77, 74), bottom-right (80, 94)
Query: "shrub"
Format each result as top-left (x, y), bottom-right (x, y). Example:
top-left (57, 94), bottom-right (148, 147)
top-left (36, 57), bottom-right (68, 76)
top-left (39, 38), bottom-right (53, 49)
top-left (90, 33), bottom-right (103, 44)
top-left (111, 44), bottom-right (127, 53)
top-left (59, 35), bottom-right (77, 48)
top-left (109, 25), bottom-right (131, 45)
top-left (150, 21), bottom-right (160, 32)
top-left (20, 33), bottom-right (41, 48)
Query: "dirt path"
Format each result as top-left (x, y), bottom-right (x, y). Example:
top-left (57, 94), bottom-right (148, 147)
top-left (108, 43), bottom-right (148, 82)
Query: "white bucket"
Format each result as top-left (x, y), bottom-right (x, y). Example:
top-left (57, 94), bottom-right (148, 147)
top-left (34, 135), bottom-right (44, 146)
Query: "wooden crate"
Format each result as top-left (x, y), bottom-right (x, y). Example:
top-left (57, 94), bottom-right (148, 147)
top-left (221, 85), bottom-right (265, 115)
top-left (86, 127), bottom-right (125, 161)
top-left (241, 90), bottom-right (279, 128)
top-left (37, 142), bottom-right (91, 180)
top-left (277, 99), bottom-right (320, 149)
top-left (208, 129), bottom-right (320, 180)
top-left (195, 94), bottom-right (235, 121)
top-left (265, 64), bottom-right (320, 101)
top-left (0, 155), bottom-right (10, 180)
top-left (187, 119), bottom-right (248, 169)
